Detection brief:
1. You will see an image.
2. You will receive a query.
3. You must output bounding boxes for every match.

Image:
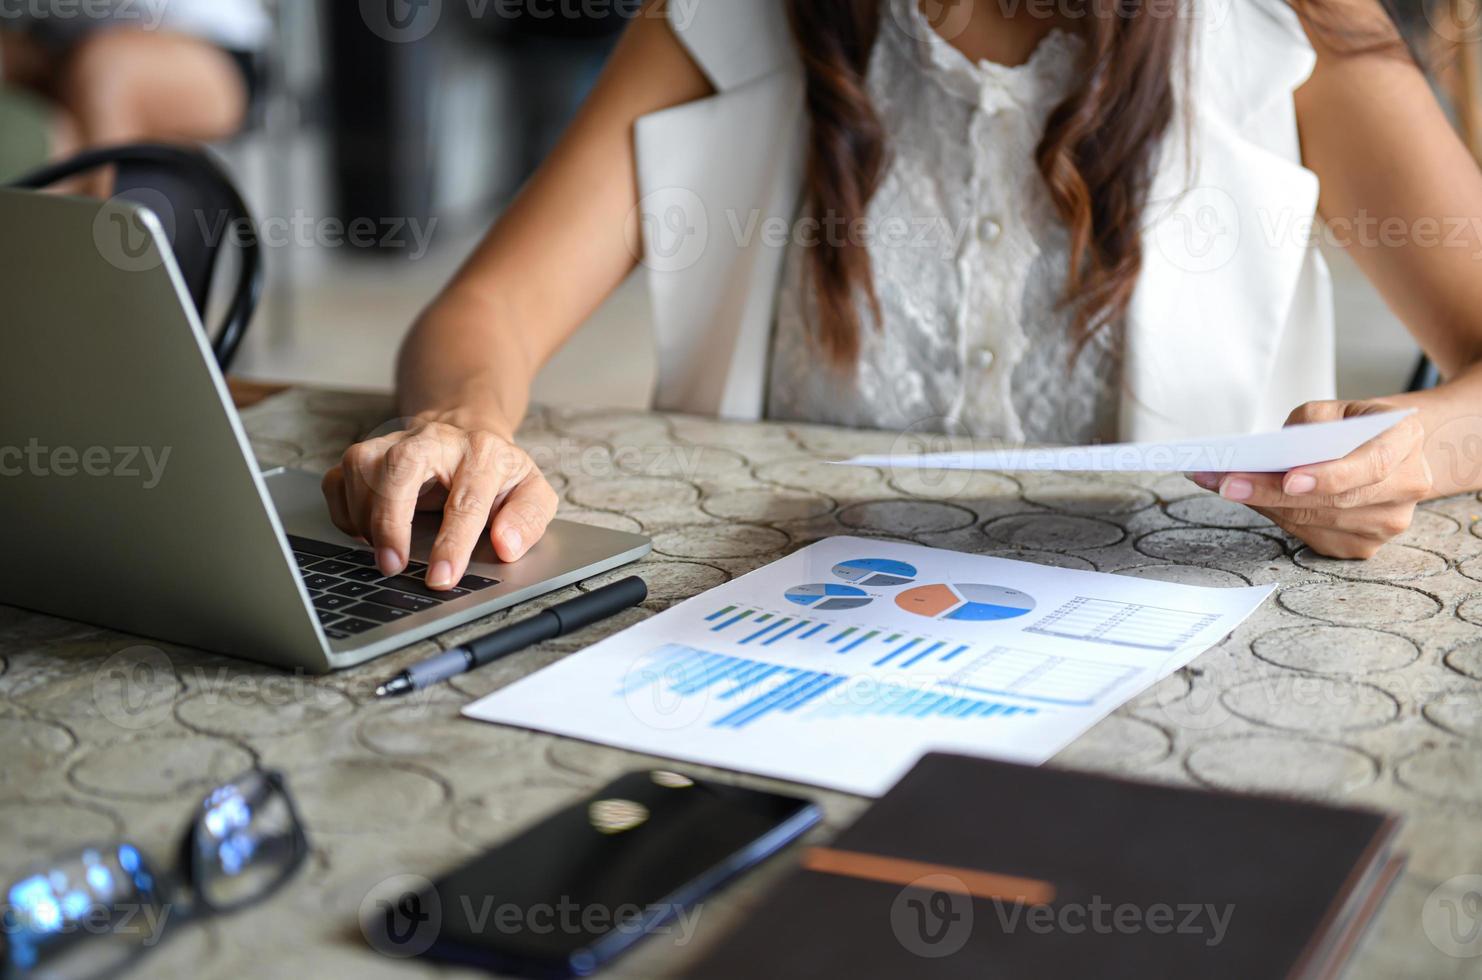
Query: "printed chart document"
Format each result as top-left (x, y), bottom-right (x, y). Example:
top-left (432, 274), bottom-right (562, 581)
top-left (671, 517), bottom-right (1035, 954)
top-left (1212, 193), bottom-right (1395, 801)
top-left (838, 409), bottom-right (1415, 473)
top-left (465, 538), bottom-right (1273, 796)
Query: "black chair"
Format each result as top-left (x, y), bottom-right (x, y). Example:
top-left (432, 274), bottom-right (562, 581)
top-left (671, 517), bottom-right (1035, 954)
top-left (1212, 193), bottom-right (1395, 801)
top-left (7, 143), bottom-right (263, 371)
top-left (1409, 354), bottom-right (1442, 392)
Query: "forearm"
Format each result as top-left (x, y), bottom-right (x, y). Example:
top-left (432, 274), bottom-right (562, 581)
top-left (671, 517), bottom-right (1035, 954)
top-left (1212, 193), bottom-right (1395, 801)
top-left (1381, 361), bottom-right (1482, 498)
top-left (391, 0), bottom-right (709, 442)
top-left (395, 289), bottom-right (535, 440)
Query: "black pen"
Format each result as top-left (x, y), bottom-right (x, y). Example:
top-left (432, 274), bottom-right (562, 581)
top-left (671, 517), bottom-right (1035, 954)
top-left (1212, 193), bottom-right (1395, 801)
top-left (374, 576), bottom-right (648, 698)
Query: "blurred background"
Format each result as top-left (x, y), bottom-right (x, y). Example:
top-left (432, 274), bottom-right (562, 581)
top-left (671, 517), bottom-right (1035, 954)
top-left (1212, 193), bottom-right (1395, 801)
top-left (0, 0), bottom-right (655, 407)
top-left (2, 0), bottom-right (1479, 410)
top-left (219, 0), bottom-right (657, 408)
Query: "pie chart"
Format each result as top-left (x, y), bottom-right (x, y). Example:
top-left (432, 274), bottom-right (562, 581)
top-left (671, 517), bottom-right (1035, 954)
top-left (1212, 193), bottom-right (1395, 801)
top-left (831, 558), bottom-right (918, 587)
top-left (785, 584), bottom-right (873, 611)
top-left (895, 583), bottom-right (1036, 622)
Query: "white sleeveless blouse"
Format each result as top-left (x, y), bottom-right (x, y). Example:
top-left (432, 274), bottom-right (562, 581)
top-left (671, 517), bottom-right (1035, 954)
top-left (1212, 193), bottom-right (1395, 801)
top-left (766, 2), bottom-right (1119, 443)
top-left (636, 0), bottom-right (1336, 439)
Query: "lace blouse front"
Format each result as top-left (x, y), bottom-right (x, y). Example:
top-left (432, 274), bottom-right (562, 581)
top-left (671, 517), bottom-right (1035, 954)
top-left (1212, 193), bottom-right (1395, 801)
top-left (766, 0), bottom-right (1122, 443)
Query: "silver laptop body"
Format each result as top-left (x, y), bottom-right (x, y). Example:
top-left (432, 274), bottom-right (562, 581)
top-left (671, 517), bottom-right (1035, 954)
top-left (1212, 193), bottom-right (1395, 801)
top-left (0, 190), bottom-right (650, 672)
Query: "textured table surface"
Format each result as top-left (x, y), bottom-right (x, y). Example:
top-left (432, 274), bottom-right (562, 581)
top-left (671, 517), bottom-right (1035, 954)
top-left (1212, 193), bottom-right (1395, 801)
top-left (4, 389), bottom-right (1482, 978)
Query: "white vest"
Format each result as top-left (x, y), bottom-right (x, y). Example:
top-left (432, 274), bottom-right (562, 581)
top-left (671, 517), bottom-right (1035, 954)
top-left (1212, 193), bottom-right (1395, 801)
top-left (635, 0), bottom-right (1334, 440)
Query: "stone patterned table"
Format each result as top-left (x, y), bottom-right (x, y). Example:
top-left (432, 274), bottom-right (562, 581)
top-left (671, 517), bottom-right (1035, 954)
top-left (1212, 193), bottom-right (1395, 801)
top-left (3, 388), bottom-right (1482, 978)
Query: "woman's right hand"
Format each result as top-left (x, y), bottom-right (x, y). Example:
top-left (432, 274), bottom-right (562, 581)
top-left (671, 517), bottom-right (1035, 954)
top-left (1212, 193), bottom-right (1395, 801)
top-left (320, 417), bottom-right (559, 591)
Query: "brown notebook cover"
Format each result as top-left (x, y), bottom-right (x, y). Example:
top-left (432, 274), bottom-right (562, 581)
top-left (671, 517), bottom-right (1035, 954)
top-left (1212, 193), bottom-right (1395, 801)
top-left (690, 754), bottom-right (1401, 979)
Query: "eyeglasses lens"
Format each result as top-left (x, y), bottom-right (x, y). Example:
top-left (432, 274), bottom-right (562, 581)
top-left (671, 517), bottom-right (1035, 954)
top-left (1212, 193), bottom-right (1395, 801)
top-left (3, 844), bottom-right (168, 979)
top-left (190, 771), bottom-right (302, 911)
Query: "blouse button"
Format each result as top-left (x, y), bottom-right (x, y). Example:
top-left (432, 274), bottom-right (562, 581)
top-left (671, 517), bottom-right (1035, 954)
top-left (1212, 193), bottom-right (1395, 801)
top-left (978, 218), bottom-right (1002, 242)
top-left (971, 347), bottom-right (996, 369)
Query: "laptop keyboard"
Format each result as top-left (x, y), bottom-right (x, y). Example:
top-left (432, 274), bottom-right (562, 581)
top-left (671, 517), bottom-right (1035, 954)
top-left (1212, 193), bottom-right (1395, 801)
top-left (287, 535), bottom-right (500, 641)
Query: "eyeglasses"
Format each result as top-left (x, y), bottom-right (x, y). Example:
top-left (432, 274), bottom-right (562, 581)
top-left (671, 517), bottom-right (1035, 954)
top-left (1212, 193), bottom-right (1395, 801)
top-left (1, 769), bottom-right (308, 979)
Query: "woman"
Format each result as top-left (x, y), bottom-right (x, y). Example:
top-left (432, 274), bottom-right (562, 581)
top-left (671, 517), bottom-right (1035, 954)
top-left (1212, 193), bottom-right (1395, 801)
top-left (324, 0), bottom-right (1482, 593)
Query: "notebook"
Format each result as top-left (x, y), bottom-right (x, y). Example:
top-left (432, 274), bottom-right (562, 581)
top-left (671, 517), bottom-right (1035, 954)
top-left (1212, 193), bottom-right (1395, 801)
top-left (689, 754), bottom-right (1402, 979)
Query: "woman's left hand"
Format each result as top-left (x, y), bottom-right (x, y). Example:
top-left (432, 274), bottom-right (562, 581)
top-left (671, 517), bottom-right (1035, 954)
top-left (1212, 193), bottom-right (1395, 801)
top-left (1189, 400), bottom-right (1433, 560)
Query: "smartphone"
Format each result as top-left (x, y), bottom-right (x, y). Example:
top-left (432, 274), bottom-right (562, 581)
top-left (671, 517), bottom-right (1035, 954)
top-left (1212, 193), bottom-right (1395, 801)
top-left (392, 770), bottom-right (819, 978)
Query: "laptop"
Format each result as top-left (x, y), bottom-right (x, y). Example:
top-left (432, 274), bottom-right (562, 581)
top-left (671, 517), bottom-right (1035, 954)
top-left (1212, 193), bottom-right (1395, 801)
top-left (0, 189), bottom-right (651, 672)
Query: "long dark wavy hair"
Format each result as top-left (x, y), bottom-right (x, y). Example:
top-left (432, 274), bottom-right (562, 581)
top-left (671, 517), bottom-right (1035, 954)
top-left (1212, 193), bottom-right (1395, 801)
top-left (783, 0), bottom-right (1409, 366)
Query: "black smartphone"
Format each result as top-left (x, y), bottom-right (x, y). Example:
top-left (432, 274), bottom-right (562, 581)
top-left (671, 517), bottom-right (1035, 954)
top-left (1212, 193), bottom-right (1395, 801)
top-left (388, 770), bottom-right (819, 978)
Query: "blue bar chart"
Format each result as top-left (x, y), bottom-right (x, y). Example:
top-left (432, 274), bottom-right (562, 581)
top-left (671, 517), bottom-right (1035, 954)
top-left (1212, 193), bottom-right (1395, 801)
top-left (810, 686), bottom-right (1039, 721)
top-left (706, 603), bottom-right (970, 667)
top-left (621, 644), bottom-right (1036, 730)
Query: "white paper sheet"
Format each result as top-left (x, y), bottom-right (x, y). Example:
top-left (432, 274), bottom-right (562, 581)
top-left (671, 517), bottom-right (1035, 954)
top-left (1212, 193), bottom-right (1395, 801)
top-left (464, 538), bottom-right (1273, 796)
top-left (837, 409), bottom-right (1415, 473)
